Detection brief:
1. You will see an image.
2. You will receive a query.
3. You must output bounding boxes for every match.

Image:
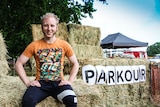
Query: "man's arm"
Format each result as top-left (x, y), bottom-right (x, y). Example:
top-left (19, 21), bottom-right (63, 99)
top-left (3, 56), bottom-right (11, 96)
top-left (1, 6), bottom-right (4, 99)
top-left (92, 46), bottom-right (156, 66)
top-left (58, 54), bottom-right (79, 86)
top-left (15, 54), bottom-right (30, 87)
top-left (68, 55), bottom-right (79, 84)
top-left (15, 54), bottom-right (41, 87)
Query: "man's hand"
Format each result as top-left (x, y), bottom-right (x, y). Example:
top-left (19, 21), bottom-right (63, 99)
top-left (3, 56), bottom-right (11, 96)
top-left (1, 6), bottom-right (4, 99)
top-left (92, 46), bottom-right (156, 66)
top-left (26, 80), bottom-right (41, 87)
top-left (58, 80), bottom-right (71, 86)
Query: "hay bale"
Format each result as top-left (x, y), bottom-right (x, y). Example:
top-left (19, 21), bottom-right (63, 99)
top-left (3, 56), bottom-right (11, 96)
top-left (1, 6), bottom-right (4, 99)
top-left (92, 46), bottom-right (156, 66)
top-left (56, 23), bottom-right (68, 41)
top-left (72, 44), bottom-right (103, 59)
top-left (0, 75), bottom-right (104, 107)
top-left (67, 23), bottom-right (101, 46)
top-left (0, 76), bottom-right (61, 107)
top-left (0, 76), bottom-right (26, 107)
top-left (63, 58), bottom-right (149, 78)
top-left (31, 24), bottom-right (43, 41)
top-left (0, 58), bottom-right (154, 107)
top-left (0, 32), bottom-right (10, 76)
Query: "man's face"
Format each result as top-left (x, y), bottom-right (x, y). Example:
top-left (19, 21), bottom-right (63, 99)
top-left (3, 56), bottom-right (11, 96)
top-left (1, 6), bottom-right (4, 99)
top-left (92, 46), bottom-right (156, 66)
top-left (42, 16), bottom-right (58, 38)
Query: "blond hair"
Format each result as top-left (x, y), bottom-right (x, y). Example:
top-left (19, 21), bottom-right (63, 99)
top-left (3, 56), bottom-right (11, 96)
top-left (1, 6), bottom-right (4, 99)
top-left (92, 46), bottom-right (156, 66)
top-left (40, 12), bottom-right (60, 24)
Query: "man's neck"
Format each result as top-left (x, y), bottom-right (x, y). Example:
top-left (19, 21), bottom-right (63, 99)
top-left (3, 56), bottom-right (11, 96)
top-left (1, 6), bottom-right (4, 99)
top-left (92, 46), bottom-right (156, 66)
top-left (44, 35), bottom-right (56, 44)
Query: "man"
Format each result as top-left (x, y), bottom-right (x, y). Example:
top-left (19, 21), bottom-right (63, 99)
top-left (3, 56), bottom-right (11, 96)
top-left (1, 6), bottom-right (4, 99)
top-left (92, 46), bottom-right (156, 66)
top-left (15, 12), bottom-right (79, 107)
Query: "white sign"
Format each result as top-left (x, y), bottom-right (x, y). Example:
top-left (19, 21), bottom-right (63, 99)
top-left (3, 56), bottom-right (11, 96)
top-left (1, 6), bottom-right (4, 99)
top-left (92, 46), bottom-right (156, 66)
top-left (95, 65), bottom-right (107, 85)
top-left (82, 65), bottom-right (97, 85)
top-left (82, 65), bottom-right (146, 85)
top-left (106, 66), bottom-right (115, 85)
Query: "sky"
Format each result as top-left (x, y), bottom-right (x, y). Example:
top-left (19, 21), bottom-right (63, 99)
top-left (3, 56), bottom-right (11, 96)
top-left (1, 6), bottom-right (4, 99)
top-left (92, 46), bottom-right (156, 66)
top-left (80, 0), bottom-right (160, 51)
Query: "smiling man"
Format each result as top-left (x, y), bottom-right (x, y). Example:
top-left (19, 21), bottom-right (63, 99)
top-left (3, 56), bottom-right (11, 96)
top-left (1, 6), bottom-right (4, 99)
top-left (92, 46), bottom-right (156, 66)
top-left (15, 12), bottom-right (79, 107)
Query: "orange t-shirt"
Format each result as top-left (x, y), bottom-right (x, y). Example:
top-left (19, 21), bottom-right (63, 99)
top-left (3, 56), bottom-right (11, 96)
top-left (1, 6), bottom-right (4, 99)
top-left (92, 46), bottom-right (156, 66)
top-left (22, 38), bottom-right (74, 81)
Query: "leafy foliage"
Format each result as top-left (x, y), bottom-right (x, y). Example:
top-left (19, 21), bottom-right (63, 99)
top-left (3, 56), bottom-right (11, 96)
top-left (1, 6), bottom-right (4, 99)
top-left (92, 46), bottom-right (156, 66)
top-left (0, 0), bottom-right (107, 57)
top-left (147, 42), bottom-right (160, 57)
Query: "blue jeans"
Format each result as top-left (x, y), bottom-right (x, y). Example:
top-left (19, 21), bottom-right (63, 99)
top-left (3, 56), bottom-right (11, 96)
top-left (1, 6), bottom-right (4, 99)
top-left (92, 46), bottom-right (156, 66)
top-left (22, 80), bottom-right (77, 107)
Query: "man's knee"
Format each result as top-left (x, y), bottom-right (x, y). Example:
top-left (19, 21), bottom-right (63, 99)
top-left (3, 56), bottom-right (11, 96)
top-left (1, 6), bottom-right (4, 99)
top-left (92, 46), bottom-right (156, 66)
top-left (22, 98), bottom-right (36, 107)
top-left (22, 93), bottom-right (37, 107)
top-left (63, 95), bottom-right (77, 107)
top-left (57, 89), bottom-right (77, 106)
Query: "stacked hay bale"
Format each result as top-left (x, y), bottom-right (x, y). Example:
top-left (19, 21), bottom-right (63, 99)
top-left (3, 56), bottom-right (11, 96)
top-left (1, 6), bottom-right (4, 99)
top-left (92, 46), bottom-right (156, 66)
top-left (0, 59), bottom-right (155, 107)
top-left (67, 24), bottom-right (103, 59)
top-left (64, 23), bottom-right (103, 75)
top-left (29, 23), bottom-right (155, 107)
top-left (0, 24), bottom-right (155, 107)
top-left (0, 32), bottom-right (10, 76)
top-left (0, 32), bottom-right (12, 106)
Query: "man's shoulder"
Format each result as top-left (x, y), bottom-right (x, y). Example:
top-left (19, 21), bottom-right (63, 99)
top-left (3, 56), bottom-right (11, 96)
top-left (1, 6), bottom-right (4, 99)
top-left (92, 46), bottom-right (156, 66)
top-left (31, 39), bottom-right (44, 44)
top-left (56, 38), bottom-right (68, 44)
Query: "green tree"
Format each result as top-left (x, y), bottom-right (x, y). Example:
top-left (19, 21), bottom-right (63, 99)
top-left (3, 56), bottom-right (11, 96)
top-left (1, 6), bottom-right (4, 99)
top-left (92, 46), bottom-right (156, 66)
top-left (0, 0), bottom-right (107, 58)
top-left (147, 42), bottom-right (160, 57)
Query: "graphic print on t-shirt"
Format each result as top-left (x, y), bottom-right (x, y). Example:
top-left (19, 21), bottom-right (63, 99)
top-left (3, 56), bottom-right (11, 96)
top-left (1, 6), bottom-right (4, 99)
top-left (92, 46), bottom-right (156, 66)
top-left (37, 48), bottom-right (62, 81)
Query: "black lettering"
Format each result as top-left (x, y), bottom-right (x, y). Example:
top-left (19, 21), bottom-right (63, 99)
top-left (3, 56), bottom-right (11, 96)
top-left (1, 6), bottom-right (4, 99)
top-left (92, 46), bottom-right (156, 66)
top-left (140, 69), bottom-right (146, 80)
top-left (125, 70), bottom-right (132, 81)
top-left (117, 70), bottom-right (123, 82)
top-left (85, 70), bottom-right (95, 83)
top-left (108, 71), bottom-right (115, 83)
top-left (133, 69), bottom-right (139, 81)
top-left (97, 70), bottom-right (105, 82)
